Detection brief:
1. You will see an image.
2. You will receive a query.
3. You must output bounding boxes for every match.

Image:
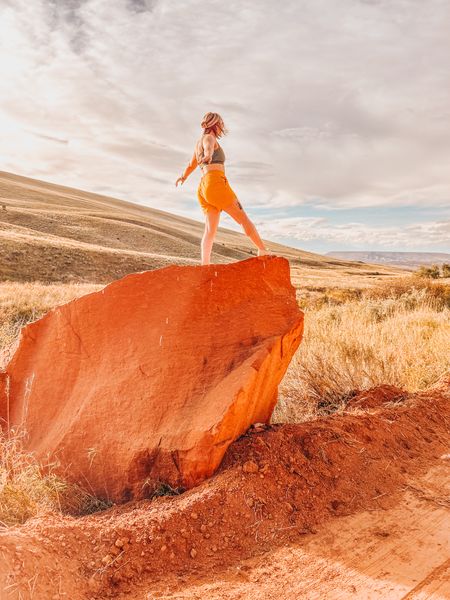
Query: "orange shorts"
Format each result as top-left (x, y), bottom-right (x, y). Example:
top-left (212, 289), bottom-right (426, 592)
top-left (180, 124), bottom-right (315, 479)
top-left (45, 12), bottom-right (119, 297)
top-left (197, 171), bottom-right (238, 214)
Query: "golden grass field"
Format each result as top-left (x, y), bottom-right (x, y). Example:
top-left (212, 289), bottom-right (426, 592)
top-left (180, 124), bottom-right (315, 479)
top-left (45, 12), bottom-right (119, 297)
top-left (1, 170), bottom-right (449, 527)
top-left (275, 278), bottom-right (450, 422)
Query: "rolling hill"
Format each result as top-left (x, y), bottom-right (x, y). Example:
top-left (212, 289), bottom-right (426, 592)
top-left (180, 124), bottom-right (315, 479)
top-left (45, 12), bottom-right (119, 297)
top-left (0, 170), bottom-right (403, 286)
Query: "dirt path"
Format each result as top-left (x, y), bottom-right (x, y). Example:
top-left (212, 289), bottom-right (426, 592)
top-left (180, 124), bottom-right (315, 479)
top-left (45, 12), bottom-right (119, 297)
top-left (135, 464), bottom-right (449, 600)
top-left (1, 383), bottom-right (449, 600)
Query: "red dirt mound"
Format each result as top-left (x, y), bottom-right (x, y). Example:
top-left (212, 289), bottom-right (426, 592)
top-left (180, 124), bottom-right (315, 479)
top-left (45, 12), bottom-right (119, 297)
top-left (0, 382), bottom-right (448, 599)
top-left (346, 384), bottom-right (406, 409)
top-left (0, 256), bottom-right (303, 502)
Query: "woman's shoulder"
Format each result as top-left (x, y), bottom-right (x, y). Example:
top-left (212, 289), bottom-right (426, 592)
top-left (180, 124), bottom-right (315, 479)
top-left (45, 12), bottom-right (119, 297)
top-left (196, 132), bottom-right (211, 145)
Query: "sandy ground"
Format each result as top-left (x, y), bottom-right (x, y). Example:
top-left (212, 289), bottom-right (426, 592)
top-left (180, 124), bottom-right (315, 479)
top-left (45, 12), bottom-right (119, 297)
top-left (122, 464), bottom-right (450, 600)
top-left (0, 384), bottom-right (448, 600)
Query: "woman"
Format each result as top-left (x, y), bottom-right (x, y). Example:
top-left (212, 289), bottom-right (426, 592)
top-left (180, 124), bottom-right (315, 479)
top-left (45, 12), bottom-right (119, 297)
top-left (175, 112), bottom-right (269, 265)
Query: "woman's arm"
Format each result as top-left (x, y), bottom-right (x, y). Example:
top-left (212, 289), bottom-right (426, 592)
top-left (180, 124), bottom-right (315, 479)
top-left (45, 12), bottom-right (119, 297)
top-left (175, 151), bottom-right (198, 186)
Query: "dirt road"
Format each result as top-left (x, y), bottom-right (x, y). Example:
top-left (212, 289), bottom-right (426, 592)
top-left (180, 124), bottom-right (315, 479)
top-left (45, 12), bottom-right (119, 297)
top-left (1, 384), bottom-right (449, 600)
top-left (134, 464), bottom-right (449, 600)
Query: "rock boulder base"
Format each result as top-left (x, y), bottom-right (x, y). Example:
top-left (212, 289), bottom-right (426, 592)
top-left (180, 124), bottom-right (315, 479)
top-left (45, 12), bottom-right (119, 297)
top-left (0, 256), bottom-right (304, 502)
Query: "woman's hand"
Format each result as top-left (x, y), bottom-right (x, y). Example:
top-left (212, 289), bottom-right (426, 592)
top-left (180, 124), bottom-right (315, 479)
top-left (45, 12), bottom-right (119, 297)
top-left (175, 176), bottom-right (185, 187)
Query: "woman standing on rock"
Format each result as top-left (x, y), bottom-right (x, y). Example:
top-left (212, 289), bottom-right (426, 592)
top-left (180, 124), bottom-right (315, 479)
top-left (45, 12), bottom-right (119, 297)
top-left (175, 112), bottom-right (269, 265)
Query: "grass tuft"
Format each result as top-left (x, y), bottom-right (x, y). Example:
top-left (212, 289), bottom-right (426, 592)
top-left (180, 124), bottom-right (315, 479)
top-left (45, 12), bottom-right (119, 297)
top-left (0, 430), bottom-right (110, 527)
top-left (276, 278), bottom-right (450, 422)
top-left (143, 480), bottom-right (185, 499)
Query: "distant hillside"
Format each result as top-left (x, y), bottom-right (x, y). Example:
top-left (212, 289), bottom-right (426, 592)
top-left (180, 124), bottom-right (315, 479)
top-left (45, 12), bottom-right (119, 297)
top-left (327, 251), bottom-right (450, 270)
top-left (0, 170), bottom-right (403, 286)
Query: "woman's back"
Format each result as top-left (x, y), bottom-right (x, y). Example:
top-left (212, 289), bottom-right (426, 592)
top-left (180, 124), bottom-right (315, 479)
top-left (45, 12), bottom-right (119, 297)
top-left (196, 134), bottom-right (225, 166)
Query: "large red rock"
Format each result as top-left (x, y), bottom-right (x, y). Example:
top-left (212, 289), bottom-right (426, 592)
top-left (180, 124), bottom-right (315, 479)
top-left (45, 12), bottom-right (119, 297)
top-left (0, 257), bottom-right (304, 502)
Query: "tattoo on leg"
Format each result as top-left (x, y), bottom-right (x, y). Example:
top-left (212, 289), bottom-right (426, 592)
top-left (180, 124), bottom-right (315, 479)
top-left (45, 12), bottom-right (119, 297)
top-left (237, 200), bottom-right (243, 210)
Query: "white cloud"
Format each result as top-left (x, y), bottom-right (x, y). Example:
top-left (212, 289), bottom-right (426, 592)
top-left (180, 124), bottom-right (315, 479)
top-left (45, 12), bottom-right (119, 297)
top-left (257, 217), bottom-right (450, 250)
top-left (0, 0), bottom-right (449, 251)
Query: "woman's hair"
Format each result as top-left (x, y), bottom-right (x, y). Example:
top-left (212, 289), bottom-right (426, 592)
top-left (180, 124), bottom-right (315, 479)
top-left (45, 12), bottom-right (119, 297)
top-left (201, 112), bottom-right (228, 137)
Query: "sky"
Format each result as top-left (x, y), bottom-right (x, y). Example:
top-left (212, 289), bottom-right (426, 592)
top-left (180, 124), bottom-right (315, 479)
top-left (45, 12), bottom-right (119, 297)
top-left (0, 0), bottom-right (449, 254)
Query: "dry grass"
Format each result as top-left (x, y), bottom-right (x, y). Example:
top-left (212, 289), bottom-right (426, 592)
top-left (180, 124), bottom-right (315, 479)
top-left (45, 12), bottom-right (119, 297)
top-left (0, 430), bottom-right (110, 527)
top-left (275, 277), bottom-right (450, 423)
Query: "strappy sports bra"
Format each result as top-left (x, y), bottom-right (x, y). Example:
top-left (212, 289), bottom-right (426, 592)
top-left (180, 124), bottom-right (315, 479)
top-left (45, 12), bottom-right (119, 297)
top-left (199, 141), bottom-right (225, 166)
top-left (210, 144), bottom-right (225, 164)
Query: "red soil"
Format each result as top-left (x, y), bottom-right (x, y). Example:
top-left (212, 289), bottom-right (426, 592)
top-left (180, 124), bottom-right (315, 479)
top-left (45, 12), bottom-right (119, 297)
top-left (346, 384), bottom-right (407, 409)
top-left (0, 382), bottom-right (449, 599)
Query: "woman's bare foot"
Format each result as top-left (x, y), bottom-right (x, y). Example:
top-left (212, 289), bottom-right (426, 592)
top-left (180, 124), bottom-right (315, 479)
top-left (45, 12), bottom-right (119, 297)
top-left (257, 248), bottom-right (271, 257)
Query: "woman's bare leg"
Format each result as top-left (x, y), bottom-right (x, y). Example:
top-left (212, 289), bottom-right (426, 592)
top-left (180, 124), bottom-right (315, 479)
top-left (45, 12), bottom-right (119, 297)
top-left (222, 198), bottom-right (269, 255)
top-left (201, 207), bottom-right (221, 265)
